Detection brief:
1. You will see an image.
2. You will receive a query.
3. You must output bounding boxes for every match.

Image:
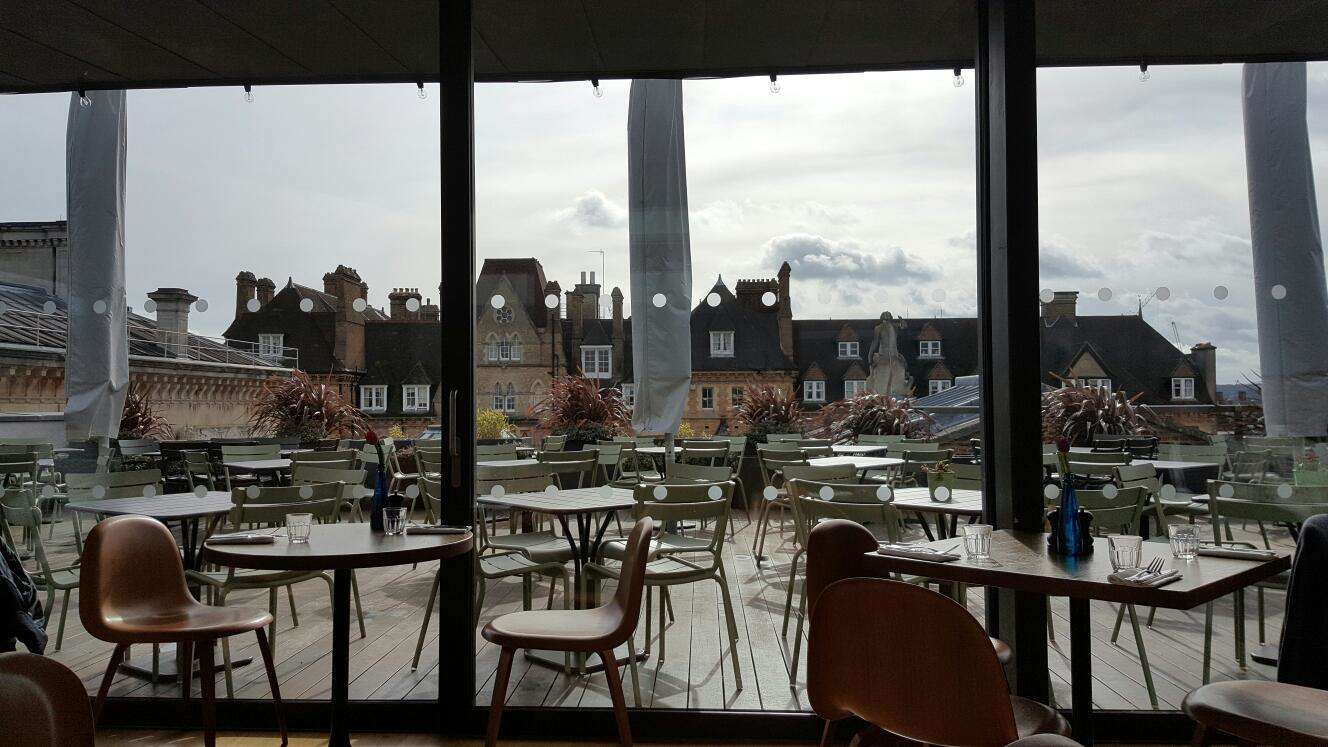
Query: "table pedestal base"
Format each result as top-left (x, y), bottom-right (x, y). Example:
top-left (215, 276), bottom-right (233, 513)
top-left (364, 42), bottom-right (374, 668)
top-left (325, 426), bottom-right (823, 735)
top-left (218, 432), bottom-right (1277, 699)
top-left (119, 644), bottom-right (252, 683)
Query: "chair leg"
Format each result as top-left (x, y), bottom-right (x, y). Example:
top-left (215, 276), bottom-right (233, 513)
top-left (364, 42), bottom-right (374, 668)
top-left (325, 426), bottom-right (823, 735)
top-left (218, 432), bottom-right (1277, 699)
top-left (268, 587), bottom-right (279, 652)
top-left (1110, 603), bottom-right (1126, 644)
top-left (221, 636), bottom-right (234, 699)
top-left (94, 643), bottom-right (129, 723)
top-left (657, 586), bottom-right (667, 661)
top-left (287, 585), bottom-right (299, 628)
top-left (716, 570), bottom-right (743, 690)
top-left (751, 500), bottom-right (770, 558)
top-left (663, 587), bottom-right (674, 622)
top-left (1047, 598), bottom-right (1056, 643)
top-left (1147, 606), bottom-right (1157, 628)
top-left (55, 589), bottom-right (70, 651)
top-left (413, 570), bottom-right (442, 669)
top-left (486, 647), bottom-right (515, 747)
top-left (643, 583), bottom-right (652, 656)
top-left (790, 582), bottom-right (808, 685)
top-left (819, 719), bottom-right (835, 747)
top-left (179, 640), bottom-right (194, 700)
top-left (199, 639), bottom-right (218, 747)
top-left (599, 650), bottom-right (634, 747)
top-left (1127, 604), bottom-right (1158, 708)
top-left (627, 629), bottom-right (641, 707)
top-left (351, 571), bottom-right (367, 638)
top-left (1202, 602), bottom-right (1214, 684)
top-left (1234, 588), bottom-right (1246, 669)
top-left (254, 629), bottom-right (287, 745)
top-left (782, 549), bottom-right (802, 637)
top-left (473, 576), bottom-right (488, 629)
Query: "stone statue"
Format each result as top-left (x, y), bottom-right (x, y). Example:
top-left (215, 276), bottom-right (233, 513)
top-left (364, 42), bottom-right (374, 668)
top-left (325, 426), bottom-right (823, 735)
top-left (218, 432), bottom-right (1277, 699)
top-left (867, 312), bottom-right (913, 397)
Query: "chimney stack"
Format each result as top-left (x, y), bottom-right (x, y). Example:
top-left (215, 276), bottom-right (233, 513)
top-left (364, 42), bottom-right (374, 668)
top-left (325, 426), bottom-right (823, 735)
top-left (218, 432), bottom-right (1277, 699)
top-left (1041, 291), bottom-right (1079, 321)
top-left (255, 277), bottom-right (275, 307)
top-left (148, 287), bottom-right (198, 358)
top-left (235, 271), bottom-right (257, 319)
top-left (388, 287), bottom-right (422, 320)
top-left (777, 261), bottom-right (794, 358)
top-left (420, 298), bottom-right (440, 322)
top-left (611, 287), bottom-right (625, 377)
top-left (322, 265), bottom-right (367, 371)
top-left (1190, 342), bottom-right (1218, 402)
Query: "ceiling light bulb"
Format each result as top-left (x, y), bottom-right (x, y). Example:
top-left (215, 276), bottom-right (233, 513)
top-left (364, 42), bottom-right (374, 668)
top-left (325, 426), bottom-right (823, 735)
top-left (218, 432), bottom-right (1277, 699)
top-left (768, 74), bottom-right (780, 94)
top-left (417, 82), bottom-right (427, 100)
top-left (592, 79), bottom-right (603, 98)
top-left (78, 91), bottom-right (91, 108)
top-left (1139, 64), bottom-right (1150, 82)
top-left (244, 85), bottom-right (254, 102)
top-left (953, 68), bottom-right (965, 87)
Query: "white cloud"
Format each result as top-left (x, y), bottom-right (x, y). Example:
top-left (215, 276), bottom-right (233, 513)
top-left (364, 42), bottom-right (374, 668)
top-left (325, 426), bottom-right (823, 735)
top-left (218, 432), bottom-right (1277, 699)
top-left (763, 233), bottom-right (939, 284)
top-left (552, 189), bottom-right (627, 231)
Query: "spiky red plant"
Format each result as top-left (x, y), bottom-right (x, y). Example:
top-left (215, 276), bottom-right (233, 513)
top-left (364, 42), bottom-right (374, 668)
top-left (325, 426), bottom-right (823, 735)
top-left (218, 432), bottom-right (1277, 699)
top-left (119, 384), bottom-right (173, 440)
top-left (534, 376), bottom-right (629, 443)
top-left (815, 393), bottom-right (934, 442)
top-left (249, 370), bottom-right (366, 440)
top-left (735, 385), bottom-right (803, 441)
top-left (1042, 377), bottom-right (1152, 446)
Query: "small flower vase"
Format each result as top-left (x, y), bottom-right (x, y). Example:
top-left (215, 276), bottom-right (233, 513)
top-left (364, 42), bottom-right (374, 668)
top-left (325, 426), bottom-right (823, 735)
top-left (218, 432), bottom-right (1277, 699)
top-left (369, 467), bottom-right (388, 532)
top-left (1047, 476), bottom-right (1094, 556)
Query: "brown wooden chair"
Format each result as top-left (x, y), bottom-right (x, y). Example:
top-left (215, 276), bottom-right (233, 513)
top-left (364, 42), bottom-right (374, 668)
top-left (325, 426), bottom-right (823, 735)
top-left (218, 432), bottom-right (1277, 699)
top-left (80, 515), bottom-right (286, 747)
top-left (808, 577), bottom-right (1069, 746)
top-left (0, 652), bottom-right (95, 747)
top-left (483, 517), bottom-right (654, 747)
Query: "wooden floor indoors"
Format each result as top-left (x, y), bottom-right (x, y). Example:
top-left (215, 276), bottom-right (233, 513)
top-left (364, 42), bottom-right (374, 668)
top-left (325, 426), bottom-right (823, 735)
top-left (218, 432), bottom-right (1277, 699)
top-left (31, 497), bottom-right (1286, 715)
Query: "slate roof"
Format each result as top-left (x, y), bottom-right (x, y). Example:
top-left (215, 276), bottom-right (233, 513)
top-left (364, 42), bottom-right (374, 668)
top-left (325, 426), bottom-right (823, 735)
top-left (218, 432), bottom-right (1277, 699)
top-left (361, 320), bottom-right (442, 415)
top-left (222, 280), bottom-right (385, 374)
top-left (1039, 315), bottom-right (1214, 404)
top-left (689, 278), bottom-right (795, 372)
top-left (792, 316), bottom-right (981, 401)
top-left (0, 281), bottom-right (281, 367)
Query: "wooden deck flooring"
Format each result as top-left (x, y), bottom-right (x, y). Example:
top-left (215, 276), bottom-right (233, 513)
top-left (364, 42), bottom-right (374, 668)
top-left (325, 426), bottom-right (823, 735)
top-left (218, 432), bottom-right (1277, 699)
top-left (32, 502), bottom-right (1285, 713)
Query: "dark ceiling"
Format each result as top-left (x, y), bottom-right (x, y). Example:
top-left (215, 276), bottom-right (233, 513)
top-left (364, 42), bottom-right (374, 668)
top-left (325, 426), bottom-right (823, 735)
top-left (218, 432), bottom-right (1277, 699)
top-left (3, 1), bottom-right (1327, 94)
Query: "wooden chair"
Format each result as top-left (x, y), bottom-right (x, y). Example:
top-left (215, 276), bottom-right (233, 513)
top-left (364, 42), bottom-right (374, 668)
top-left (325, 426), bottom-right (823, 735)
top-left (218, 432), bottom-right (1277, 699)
top-left (82, 515), bottom-right (286, 746)
top-left (0, 501), bottom-right (78, 650)
top-left (586, 486), bottom-right (743, 687)
top-left (808, 577), bottom-right (1068, 746)
top-left (1184, 514), bottom-right (1328, 746)
top-left (484, 518), bottom-right (654, 747)
top-left (0, 652), bottom-right (95, 746)
top-left (410, 475), bottom-right (570, 669)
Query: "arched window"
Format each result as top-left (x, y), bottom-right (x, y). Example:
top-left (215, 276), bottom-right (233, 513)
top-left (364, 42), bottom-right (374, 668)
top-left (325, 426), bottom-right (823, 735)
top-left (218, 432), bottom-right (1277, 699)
top-left (508, 333), bottom-right (523, 362)
top-left (484, 333), bottom-right (500, 362)
top-left (505, 383), bottom-right (517, 412)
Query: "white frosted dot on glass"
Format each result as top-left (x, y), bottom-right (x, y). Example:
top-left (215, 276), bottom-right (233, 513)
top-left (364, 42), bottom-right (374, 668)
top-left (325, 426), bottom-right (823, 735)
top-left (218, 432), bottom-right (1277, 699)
top-left (1160, 484), bottom-right (1177, 500)
top-left (1039, 289), bottom-right (1054, 303)
top-left (1043, 484), bottom-right (1060, 500)
top-left (1271, 284), bottom-right (1288, 300)
top-left (707, 484), bottom-right (722, 499)
top-left (651, 293), bottom-right (666, 308)
top-left (876, 485), bottom-right (892, 500)
top-left (42, 301), bottom-right (56, 314)
top-left (143, 485), bottom-right (156, 498)
top-left (352, 298), bottom-right (367, 313)
top-left (932, 289), bottom-right (946, 302)
top-left (143, 299), bottom-right (157, 314)
top-left (299, 485), bottom-right (313, 499)
top-left (819, 485), bottom-right (834, 500)
top-left (246, 485), bottom-right (261, 499)
top-left (763, 485), bottom-right (777, 500)
top-left (544, 484), bottom-right (558, 496)
top-left (1102, 483), bottom-right (1119, 499)
top-left (1155, 287), bottom-right (1170, 301)
top-left (406, 297), bottom-right (421, 312)
top-left (299, 298), bottom-right (314, 312)
top-left (761, 291), bottom-right (777, 307)
top-left (246, 298), bottom-right (261, 312)
top-left (93, 299), bottom-right (108, 314)
top-left (41, 485), bottom-right (54, 498)
top-left (1218, 483), bottom-right (1235, 498)
top-left (490, 484), bottom-right (505, 498)
top-left (1097, 287), bottom-right (1112, 302)
top-left (1213, 285), bottom-right (1229, 301)
top-left (405, 484), bottom-right (419, 498)
top-left (652, 485), bottom-right (668, 500)
top-left (599, 485), bottom-right (613, 498)
top-left (706, 292), bottom-right (721, 307)
top-left (92, 485), bottom-right (106, 499)
top-left (193, 485), bottom-right (208, 498)
top-left (194, 299), bottom-right (209, 312)
top-left (544, 293), bottom-right (559, 309)
top-left (1277, 484), bottom-right (1294, 499)
top-left (935, 486), bottom-right (951, 501)
top-left (490, 294), bottom-right (505, 309)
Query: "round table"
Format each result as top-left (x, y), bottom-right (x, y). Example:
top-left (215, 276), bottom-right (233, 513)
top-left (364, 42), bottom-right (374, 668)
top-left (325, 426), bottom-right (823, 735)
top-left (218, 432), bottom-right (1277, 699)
top-left (203, 524), bottom-right (473, 747)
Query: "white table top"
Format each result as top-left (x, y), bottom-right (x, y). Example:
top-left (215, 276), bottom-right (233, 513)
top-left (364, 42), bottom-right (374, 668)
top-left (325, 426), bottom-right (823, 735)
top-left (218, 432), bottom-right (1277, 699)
top-left (833, 443), bottom-right (891, 455)
top-left (476, 458), bottom-right (541, 469)
top-left (889, 486), bottom-right (984, 514)
top-left (808, 455), bottom-right (904, 470)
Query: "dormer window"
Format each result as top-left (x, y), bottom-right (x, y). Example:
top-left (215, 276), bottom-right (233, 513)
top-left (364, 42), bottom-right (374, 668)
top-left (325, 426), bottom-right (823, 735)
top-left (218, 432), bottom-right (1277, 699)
top-left (844, 379), bottom-right (866, 398)
top-left (838, 341), bottom-right (860, 359)
top-left (919, 340), bottom-right (942, 358)
top-left (1171, 377), bottom-right (1195, 400)
top-left (710, 331), bottom-right (734, 357)
top-left (581, 346), bottom-right (611, 379)
top-left (803, 380), bottom-right (825, 402)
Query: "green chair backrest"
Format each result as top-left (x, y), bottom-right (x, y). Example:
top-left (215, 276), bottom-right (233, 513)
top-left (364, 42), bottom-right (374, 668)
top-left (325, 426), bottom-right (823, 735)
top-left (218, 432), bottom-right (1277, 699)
top-left (787, 479), bottom-right (903, 546)
top-left (117, 438), bottom-right (159, 456)
top-left (1071, 451), bottom-right (1132, 465)
top-left (226, 482), bottom-right (342, 527)
top-left (66, 469), bottom-right (163, 499)
top-left (1113, 463), bottom-right (1159, 494)
top-left (949, 462), bottom-right (982, 490)
top-left (476, 461), bottom-right (554, 497)
top-left (757, 447), bottom-right (808, 485)
top-left (1226, 450), bottom-right (1270, 481)
top-left (291, 465), bottom-right (367, 504)
top-left (542, 434), bottom-right (568, 452)
top-left (1206, 480), bottom-right (1325, 545)
top-left (476, 442), bottom-right (519, 460)
top-left (595, 442), bottom-right (625, 467)
top-left (1071, 486), bottom-right (1148, 535)
top-left (0, 503), bottom-right (58, 579)
top-left (629, 482), bottom-right (732, 567)
top-left (780, 463), bottom-right (857, 483)
top-left (666, 462), bottom-right (731, 484)
top-left (1066, 460), bottom-right (1123, 478)
top-left (858, 434), bottom-right (906, 445)
top-left (766, 433), bottom-right (804, 444)
top-left (292, 449), bottom-right (357, 464)
top-left (220, 443), bottom-right (281, 461)
top-left (1159, 443), bottom-right (1228, 463)
top-left (678, 444), bottom-right (730, 465)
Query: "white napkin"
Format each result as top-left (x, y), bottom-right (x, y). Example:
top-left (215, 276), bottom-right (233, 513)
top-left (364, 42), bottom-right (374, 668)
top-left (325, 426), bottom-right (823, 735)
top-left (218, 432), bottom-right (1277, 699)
top-left (206, 533), bottom-right (276, 545)
top-left (1196, 546), bottom-right (1278, 560)
top-left (877, 544), bottom-right (960, 562)
top-left (405, 525), bottom-right (470, 535)
top-left (1108, 568), bottom-right (1181, 587)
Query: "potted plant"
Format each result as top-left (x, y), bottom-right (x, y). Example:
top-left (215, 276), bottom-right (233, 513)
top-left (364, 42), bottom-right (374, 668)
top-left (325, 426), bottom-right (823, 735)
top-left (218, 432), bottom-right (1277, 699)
top-left (248, 370), bottom-right (366, 441)
top-left (734, 385), bottom-right (802, 444)
top-left (476, 408), bottom-right (511, 444)
top-left (1294, 447), bottom-right (1328, 486)
top-left (924, 460), bottom-right (955, 502)
top-left (534, 376), bottom-right (629, 451)
top-left (816, 392), bottom-right (934, 443)
top-left (1041, 376), bottom-right (1153, 447)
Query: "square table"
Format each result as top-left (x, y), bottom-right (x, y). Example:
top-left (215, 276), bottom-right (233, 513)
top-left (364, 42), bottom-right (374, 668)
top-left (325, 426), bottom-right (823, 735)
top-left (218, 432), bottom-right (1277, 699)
top-left (858, 530), bottom-right (1290, 744)
top-left (889, 487), bottom-right (983, 538)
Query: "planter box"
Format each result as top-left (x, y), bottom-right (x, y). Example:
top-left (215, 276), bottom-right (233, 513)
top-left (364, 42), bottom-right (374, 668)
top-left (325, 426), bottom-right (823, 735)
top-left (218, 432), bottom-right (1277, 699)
top-left (927, 471), bottom-right (956, 502)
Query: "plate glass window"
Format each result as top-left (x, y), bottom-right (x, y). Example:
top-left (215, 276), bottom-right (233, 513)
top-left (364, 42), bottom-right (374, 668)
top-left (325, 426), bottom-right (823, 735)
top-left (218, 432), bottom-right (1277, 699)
top-left (838, 341), bottom-right (859, 359)
top-left (1172, 377), bottom-right (1195, 400)
top-left (844, 379), bottom-right (866, 398)
top-left (710, 330), bottom-right (734, 357)
top-left (581, 345), bottom-right (611, 379)
top-left (731, 386), bottom-right (744, 407)
top-left (928, 379), bottom-right (953, 395)
top-left (258, 333), bottom-right (283, 360)
top-left (803, 380), bottom-right (825, 402)
top-left (919, 340), bottom-right (942, 358)
top-left (360, 385), bottom-right (387, 413)
top-left (402, 384), bottom-right (430, 413)
top-left (700, 386), bottom-right (714, 409)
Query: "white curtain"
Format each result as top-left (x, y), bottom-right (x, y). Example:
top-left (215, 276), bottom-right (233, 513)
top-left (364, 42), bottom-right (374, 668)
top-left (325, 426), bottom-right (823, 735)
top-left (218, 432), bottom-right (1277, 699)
top-left (628, 79), bottom-right (693, 434)
top-left (1243, 63), bottom-right (1328, 436)
top-left (64, 90), bottom-right (129, 442)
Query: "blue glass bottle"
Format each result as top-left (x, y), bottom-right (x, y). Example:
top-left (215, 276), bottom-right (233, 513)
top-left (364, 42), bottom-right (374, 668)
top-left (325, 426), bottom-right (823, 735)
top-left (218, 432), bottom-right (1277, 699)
top-left (370, 466), bottom-right (388, 532)
top-left (1060, 476), bottom-right (1081, 555)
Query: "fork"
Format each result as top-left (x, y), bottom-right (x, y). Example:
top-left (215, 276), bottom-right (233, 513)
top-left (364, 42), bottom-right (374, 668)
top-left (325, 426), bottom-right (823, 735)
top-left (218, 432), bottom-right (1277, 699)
top-left (1133, 556), bottom-right (1165, 581)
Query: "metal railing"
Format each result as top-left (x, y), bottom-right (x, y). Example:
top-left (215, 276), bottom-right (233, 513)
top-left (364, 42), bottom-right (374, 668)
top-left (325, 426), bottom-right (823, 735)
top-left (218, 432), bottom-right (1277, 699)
top-left (0, 307), bottom-right (298, 369)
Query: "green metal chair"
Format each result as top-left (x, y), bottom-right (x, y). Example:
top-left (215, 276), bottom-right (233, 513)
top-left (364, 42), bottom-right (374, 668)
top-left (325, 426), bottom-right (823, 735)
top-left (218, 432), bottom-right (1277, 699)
top-left (62, 469), bottom-right (164, 553)
top-left (537, 449), bottom-right (596, 490)
top-left (475, 442), bottom-right (519, 461)
top-left (291, 464), bottom-right (368, 523)
top-left (477, 462), bottom-right (574, 566)
top-left (857, 434), bottom-right (906, 446)
top-left (751, 447), bottom-right (810, 561)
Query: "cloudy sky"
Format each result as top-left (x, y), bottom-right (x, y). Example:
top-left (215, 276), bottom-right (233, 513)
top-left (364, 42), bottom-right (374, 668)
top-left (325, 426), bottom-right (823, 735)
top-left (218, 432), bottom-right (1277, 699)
top-left (4, 63), bottom-right (1328, 383)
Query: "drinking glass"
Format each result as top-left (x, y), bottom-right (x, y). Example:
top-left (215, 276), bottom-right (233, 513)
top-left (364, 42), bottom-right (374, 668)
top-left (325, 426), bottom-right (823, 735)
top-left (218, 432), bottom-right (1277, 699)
top-left (384, 507), bottom-right (407, 536)
top-left (286, 512), bottom-right (313, 543)
top-left (1169, 524), bottom-right (1200, 559)
top-left (961, 523), bottom-right (992, 561)
top-left (1107, 534), bottom-right (1142, 571)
